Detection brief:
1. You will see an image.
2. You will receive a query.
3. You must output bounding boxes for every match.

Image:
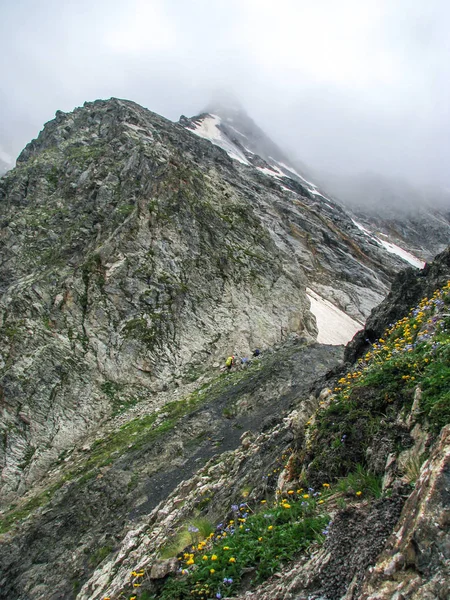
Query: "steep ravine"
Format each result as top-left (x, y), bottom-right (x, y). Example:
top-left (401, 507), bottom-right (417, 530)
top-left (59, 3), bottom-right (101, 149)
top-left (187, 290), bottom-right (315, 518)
top-left (0, 340), bottom-right (343, 600)
top-left (75, 247), bottom-right (449, 600)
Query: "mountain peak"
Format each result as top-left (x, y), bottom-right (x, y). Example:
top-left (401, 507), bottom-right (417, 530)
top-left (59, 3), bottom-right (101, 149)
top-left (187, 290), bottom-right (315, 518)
top-left (203, 89), bottom-right (247, 118)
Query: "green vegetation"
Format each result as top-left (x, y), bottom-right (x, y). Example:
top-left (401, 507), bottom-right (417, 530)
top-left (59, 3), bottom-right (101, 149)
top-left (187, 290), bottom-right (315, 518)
top-left (301, 280), bottom-right (450, 485)
top-left (46, 165), bottom-right (60, 188)
top-left (150, 491), bottom-right (330, 600)
top-left (0, 366), bottom-right (262, 534)
top-left (335, 465), bottom-right (383, 498)
top-left (89, 544), bottom-right (113, 568)
top-left (120, 465), bottom-right (386, 599)
top-left (100, 381), bottom-right (139, 415)
top-left (123, 316), bottom-right (164, 349)
top-left (116, 203), bottom-right (136, 218)
top-left (160, 518), bottom-right (216, 559)
top-left (183, 365), bottom-right (204, 383)
top-left (0, 481), bottom-right (64, 534)
top-left (66, 143), bottom-right (106, 165)
top-left (18, 446), bottom-right (36, 470)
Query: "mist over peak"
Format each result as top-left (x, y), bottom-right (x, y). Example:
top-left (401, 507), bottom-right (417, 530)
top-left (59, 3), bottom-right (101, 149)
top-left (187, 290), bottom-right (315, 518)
top-left (1, 0), bottom-right (450, 194)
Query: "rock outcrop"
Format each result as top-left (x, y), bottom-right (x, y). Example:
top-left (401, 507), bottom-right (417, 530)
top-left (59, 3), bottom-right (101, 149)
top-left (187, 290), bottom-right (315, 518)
top-left (345, 245), bottom-right (450, 363)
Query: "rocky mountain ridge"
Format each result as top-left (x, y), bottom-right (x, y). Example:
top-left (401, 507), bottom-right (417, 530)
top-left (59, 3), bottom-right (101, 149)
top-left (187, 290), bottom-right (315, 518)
top-left (72, 246), bottom-right (449, 600)
top-left (0, 97), bottom-right (413, 505)
top-left (0, 98), bottom-right (449, 600)
top-left (180, 104), bottom-right (450, 263)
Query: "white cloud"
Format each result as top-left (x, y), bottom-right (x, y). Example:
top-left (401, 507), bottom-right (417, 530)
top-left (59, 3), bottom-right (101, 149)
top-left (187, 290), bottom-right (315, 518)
top-left (0, 0), bottom-right (449, 188)
top-left (102, 0), bottom-right (175, 54)
top-left (0, 147), bottom-right (13, 165)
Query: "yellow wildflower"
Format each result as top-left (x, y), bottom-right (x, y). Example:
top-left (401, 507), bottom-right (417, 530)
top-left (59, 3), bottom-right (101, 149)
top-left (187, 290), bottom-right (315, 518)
top-left (303, 494), bottom-right (309, 499)
top-left (202, 555), bottom-right (208, 560)
top-left (261, 499), bottom-right (267, 504)
top-left (258, 537), bottom-right (263, 541)
top-left (223, 546), bottom-right (230, 550)
top-left (211, 555), bottom-right (218, 561)
top-left (287, 490), bottom-right (294, 495)
top-left (356, 491), bottom-right (362, 496)
top-left (186, 559), bottom-right (194, 565)
top-left (210, 569), bottom-right (215, 574)
top-left (322, 483), bottom-right (330, 488)
top-left (229, 557), bottom-right (236, 563)
top-left (268, 525), bottom-right (273, 530)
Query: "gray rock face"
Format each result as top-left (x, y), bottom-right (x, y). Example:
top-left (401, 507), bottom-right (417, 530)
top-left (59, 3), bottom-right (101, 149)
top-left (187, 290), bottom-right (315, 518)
top-left (0, 98), bottom-right (404, 503)
top-left (347, 424), bottom-right (450, 600)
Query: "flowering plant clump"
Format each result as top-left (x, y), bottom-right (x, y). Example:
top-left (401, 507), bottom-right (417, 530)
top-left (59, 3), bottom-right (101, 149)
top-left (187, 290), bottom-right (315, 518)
top-left (348, 281), bottom-right (450, 431)
top-left (157, 493), bottom-right (330, 600)
top-left (300, 282), bottom-right (450, 484)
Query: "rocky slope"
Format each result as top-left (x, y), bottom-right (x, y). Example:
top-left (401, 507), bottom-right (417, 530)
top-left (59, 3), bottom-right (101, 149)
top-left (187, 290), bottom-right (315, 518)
top-left (69, 245), bottom-right (449, 600)
top-left (0, 98), bottom-right (448, 600)
top-left (181, 104), bottom-right (450, 264)
top-left (318, 171), bottom-right (450, 261)
top-left (0, 98), bottom-right (411, 504)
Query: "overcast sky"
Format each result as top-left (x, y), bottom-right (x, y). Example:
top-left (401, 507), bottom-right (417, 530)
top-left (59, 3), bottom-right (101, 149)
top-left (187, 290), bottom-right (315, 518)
top-left (1, 0), bottom-right (449, 187)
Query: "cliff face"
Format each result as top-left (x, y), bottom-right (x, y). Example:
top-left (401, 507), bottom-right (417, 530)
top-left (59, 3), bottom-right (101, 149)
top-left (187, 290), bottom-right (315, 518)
top-left (0, 98), bottom-right (405, 503)
top-left (0, 99), bottom-right (313, 502)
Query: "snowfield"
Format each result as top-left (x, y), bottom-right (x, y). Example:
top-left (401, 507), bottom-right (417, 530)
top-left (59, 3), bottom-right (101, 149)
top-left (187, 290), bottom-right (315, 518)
top-left (352, 220), bottom-right (425, 269)
top-left (307, 288), bottom-right (363, 345)
top-left (190, 115), bottom-right (250, 165)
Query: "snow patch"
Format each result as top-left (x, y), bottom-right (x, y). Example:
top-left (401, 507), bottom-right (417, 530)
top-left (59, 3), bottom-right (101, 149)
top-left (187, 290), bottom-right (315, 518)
top-left (190, 115), bottom-right (250, 165)
top-left (256, 165), bottom-right (285, 179)
top-left (274, 160), bottom-right (318, 189)
top-left (280, 185), bottom-right (296, 194)
top-left (307, 288), bottom-right (363, 345)
top-left (310, 189), bottom-right (332, 202)
top-left (377, 239), bottom-right (425, 269)
top-left (352, 219), bottom-right (372, 235)
top-left (352, 220), bottom-right (425, 269)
